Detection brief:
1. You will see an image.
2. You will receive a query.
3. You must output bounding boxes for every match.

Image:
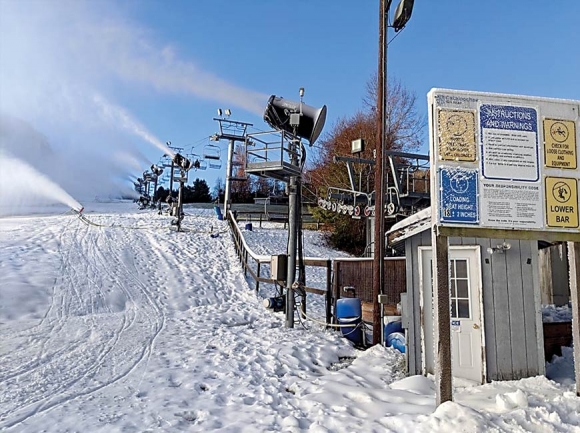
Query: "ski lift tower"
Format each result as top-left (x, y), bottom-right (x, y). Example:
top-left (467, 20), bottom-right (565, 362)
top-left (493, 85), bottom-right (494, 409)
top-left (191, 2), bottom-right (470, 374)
top-left (211, 110), bottom-right (253, 213)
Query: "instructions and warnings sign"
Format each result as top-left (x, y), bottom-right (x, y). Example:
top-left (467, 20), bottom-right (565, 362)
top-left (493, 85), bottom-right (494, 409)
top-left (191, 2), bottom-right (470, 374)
top-left (440, 167), bottom-right (478, 224)
top-left (480, 104), bottom-right (539, 181)
top-left (437, 109), bottom-right (477, 161)
top-left (429, 89), bottom-right (579, 235)
top-left (545, 177), bottom-right (579, 228)
top-left (543, 118), bottom-right (577, 169)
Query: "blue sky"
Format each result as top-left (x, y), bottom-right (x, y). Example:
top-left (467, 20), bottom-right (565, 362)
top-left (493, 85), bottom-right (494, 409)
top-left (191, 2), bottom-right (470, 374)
top-left (1, 0), bottom-right (579, 197)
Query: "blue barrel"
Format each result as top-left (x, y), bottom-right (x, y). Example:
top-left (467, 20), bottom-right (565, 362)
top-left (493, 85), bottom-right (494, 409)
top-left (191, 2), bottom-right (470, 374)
top-left (336, 298), bottom-right (363, 345)
top-left (386, 332), bottom-right (406, 353)
top-left (214, 206), bottom-right (223, 220)
top-left (384, 320), bottom-right (403, 337)
top-left (245, 223), bottom-right (253, 231)
top-left (384, 317), bottom-right (405, 353)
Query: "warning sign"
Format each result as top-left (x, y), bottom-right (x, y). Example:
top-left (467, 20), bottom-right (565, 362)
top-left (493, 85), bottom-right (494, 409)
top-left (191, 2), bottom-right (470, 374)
top-left (545, 177), bottom-right (579, 228)
top-left (543, 118), bottom-right (577, 169)
top-left (438, 109), bottom-right (477, 161)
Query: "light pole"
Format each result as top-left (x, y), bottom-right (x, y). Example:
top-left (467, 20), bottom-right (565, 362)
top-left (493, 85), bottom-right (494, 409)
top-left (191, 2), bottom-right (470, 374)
top-left (373, 0), bottom-right (414, 345)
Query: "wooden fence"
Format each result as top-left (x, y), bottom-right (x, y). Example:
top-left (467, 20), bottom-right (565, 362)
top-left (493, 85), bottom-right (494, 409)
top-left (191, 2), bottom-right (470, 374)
top-left (332, 257), bottom-right (407, 321)
top-left (226, 210), bottom-right (406, 325)
top-left (226, 211), bottom-right (333, 323)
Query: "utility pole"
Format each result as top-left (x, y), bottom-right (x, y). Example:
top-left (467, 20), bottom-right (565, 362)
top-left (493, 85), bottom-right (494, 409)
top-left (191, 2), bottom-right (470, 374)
top-left (373, 0), bottom-right (388, 345)
top-left (373, 0), bottom-right (415, 346)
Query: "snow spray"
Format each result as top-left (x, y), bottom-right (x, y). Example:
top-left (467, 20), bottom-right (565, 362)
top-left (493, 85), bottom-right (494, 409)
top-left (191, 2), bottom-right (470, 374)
top-left (92, 94), bottom-right (175, 157)
top-left (0, 152), bottom-right (83, 214)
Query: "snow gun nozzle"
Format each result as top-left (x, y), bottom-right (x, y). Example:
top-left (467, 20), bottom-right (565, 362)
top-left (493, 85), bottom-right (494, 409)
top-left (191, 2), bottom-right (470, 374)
top-left (73, 207), bottom-right (84, 215)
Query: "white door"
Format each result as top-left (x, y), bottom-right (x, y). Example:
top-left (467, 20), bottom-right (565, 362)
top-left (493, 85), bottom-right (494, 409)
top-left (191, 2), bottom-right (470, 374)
top-left (419, 246), bottom-right (484, 383)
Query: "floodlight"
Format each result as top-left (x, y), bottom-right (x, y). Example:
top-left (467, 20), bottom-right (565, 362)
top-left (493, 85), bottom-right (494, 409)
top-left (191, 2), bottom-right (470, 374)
top-left (487, 242), bottom-right (511, 255)
top-left (166, 141), bottom-right (171, 146)
top-left (392, 0), bottom-right (414, 32)
top-left (299, 88), bottom-right (304, 98)
top-left (263, 95), bottom-right (327, 145)
top-left (217, 109), bottom-right (223, 116)
top-left (225, 109), bottom-right (231, 116)
top-left (351, 138), bottom-right (364, 154)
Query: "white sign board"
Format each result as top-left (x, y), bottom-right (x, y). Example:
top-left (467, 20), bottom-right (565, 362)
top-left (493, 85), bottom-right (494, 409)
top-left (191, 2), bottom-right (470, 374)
top-left (429, 89), bottom-right (580, 234)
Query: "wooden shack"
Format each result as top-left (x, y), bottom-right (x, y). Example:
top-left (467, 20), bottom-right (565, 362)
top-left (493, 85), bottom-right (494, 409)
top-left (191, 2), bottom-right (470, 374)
top-left (388, 208), bottom-right (546, 383)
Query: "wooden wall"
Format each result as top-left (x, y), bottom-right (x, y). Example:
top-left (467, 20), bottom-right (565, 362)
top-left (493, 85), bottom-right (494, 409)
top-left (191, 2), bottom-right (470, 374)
top-left (332, 258), bottom-right (406, 305)
top-left (404, 232), bottom-right (544, 381)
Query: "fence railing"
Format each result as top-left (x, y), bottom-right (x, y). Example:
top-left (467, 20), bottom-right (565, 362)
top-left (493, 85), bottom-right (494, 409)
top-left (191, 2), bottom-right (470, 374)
top-left (226, 210), bottom-right (406, 325)
top-left (226, 210), bottom-right (333, 324)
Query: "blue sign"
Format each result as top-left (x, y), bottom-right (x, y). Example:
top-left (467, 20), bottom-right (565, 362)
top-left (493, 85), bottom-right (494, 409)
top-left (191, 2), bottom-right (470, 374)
top-left (440, 167), bottom-right (479, 224)
top-left (479, 104), bottom-right (537, 133)
top-left (479, 104), bottom-right (539, 182)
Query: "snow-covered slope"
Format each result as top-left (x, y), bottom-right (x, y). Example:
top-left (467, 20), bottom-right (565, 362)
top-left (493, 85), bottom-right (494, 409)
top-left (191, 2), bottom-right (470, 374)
top-left (0, 202), bottom-right (577, 432)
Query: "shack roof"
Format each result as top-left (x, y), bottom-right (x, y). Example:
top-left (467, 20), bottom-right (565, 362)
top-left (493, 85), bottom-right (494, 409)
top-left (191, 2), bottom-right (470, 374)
top-left (387, 207), bottom-right (431, 245)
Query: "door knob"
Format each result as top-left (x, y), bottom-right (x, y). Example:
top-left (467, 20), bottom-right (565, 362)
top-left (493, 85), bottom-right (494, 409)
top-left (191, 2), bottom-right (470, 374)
top-left (473, 323), bottom-right (480, 330)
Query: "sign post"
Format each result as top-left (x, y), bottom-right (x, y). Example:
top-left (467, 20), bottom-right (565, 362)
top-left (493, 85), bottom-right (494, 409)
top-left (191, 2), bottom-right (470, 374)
top-left (431, 231), bottom-right (452, 404)
top-left (568, 242), bottom-right (580, 396)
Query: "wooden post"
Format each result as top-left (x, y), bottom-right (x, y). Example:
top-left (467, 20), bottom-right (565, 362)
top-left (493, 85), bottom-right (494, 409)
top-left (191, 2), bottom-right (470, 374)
top-left (432, 229), bottom-right (453, 405)
top-left (256, 262), bottom-right (261, 294)
top-left (567, 241), bottom-right (580, 396)
top-left (326, 259), bottom-right (332, 326)
top-left (333, 261), bottom-right (340, 325)
top-left (372, 0), bottom-right (387, 346)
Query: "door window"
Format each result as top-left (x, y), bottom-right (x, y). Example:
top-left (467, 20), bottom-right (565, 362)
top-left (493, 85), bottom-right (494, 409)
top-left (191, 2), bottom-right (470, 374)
top-left (450, 259), bottom-right (470, 319)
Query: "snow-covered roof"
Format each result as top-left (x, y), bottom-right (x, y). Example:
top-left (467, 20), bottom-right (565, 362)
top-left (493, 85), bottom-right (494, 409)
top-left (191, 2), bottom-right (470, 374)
top-left (387, 207), bottom-right (431, 245)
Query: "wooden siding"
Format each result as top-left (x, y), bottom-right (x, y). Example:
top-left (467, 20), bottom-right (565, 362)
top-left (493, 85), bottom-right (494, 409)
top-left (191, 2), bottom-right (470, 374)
top-left (405, 233), bottom-right (541, 381)
top-left (332, 258), bottom-right (406, 307)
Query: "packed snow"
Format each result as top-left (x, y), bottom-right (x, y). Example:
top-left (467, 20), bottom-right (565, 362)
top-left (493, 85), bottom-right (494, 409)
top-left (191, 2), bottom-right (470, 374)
top-left (542, 303), bottom-right (573, 323)
top-left (1, 201), bottom-right (578, 432)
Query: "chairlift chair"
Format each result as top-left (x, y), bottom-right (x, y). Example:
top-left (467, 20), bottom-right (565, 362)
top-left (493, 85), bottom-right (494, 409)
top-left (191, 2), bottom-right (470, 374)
top-left (160, 155), bottom-right (173, 168)
top-left (189, 153), bottom-right (207, 171)
top-left (203, 143), bottom-right (221, 160)
top-left (208, 159), bottom-right (222, 169)
top-left (264, 195), bottom-right (289, 223)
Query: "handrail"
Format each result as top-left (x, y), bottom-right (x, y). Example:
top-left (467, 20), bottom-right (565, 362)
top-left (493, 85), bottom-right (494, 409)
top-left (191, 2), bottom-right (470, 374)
top-left (227, 210), bottom-right (271, 263)
top-left (226, 209), bottom-right (333, 324)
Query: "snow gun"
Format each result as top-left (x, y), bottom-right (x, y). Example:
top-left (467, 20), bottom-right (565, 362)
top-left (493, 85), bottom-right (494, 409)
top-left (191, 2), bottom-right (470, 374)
top-left (72, 206), bottom-right (84, 215)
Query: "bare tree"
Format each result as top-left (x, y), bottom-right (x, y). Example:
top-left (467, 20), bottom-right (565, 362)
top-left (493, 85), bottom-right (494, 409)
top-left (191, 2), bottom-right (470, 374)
top-left (306, 76), bottom-right (425, 254)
